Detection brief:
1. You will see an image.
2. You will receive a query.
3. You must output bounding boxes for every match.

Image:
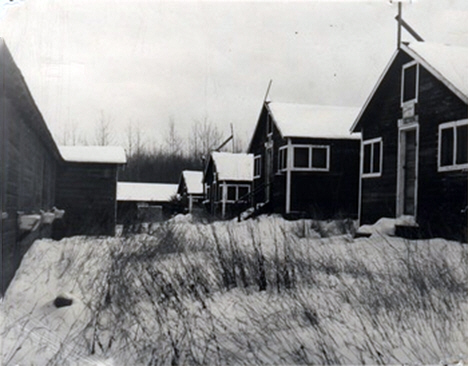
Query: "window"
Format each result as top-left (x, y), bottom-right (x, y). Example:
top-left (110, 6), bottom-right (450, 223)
top-left (438, 119), bottom-right (468, 172)
top-left (224, 185), bottom-right (251, 202)
top-left (254, 155), bottom-right (262, 179)
top-left (363, 138), bottom-right (382, 177)
top-left (238, 186), bottom-right (249, 200)
top-left (278, 146), bottom-right (288, 171)
top-left (227, 186), bottom-right (236, 201)
top-left (294, 147), bottom-right (309, 168)
top-left (292, 145), bottom-right (330, 171)
top-left (401, 62), bottom-right (418, 105)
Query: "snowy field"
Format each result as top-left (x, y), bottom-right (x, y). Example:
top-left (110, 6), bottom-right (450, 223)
top-left (1, 215), bottom-right (467, 365)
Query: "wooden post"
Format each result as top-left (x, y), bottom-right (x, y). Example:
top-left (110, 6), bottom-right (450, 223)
top-left (285, 138), bottom-right (292, 214)
top-left (221, 181), bottom-right (227, 219)
top-left (397, 2), bottom-right (402, 49)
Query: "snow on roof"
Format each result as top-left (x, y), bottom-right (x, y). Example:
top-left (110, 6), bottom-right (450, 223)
top-left (211, 152), bottom-right (254, 181)
top-left (267, 102), bottom-right (361, 139)
top-left (117, 182), bottom-right (178, 202)
top-left (403, 42), bottom-right (468, 102)
top-left (182, 170), bottom-right (204, 194)
top-left (59, 146), bottom-right (127, 164)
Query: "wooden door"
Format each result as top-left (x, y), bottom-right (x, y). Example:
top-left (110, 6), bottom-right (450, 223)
top-left (398, 124), bottom-right (418, 217)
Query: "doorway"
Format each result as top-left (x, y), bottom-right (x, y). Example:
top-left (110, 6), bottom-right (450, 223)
top-left (397, 123), bottom-right (419, 218)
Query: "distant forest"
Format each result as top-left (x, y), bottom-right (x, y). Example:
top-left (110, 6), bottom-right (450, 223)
top-left (59, 115), bottom-right (245, 183)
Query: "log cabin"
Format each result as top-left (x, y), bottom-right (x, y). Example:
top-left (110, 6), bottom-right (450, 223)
top-left (203, 152), bottom-right (254, 219)
top-left (177, 170), bottom-right (204, 213)
top-left (54, 146), bottom-right (127, 238)
top-left (117, 182), bottom-right (178, 225)
top-left (351, 42), bottom-right (468, 241)
top-left (248, 101), bottom-right (361, 219)
top-left (1, 39), bottom-right (62, 293)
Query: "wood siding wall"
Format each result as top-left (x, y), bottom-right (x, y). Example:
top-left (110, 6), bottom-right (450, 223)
top-left (1, 42), bottom-right (58, 293)
top-left (54, 163), bottom-right (118, 237)
top-left (359, 51), bottom-right (467, 241)
top-left (249, 105), bottom-right (288, 213)
top-left (249, 104), bottom-right (360, 218)
top-left (289, 137), bottom-right (360, 219)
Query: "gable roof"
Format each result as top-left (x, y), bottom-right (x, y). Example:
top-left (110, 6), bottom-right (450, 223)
top-left (180, 170), bottom-right (204, 195)
top-left (208, 152), bottom-right (253, 182)
top-left (351, 42), bottom-right (468, 132)
top-left (117, 182), bottom-right (178, 202)
top-left (1, 38), bottom-right (62, 161)
top-left (267, 102), bottom-right (361, 140)
top-left (404, 42), bottom-right (468, 102)
top-left (59, 146), bottom-right (127, 164)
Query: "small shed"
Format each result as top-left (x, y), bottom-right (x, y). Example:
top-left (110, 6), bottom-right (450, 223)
top-left (248, 101), bottom-right (361, 218)
top-left (203, 152), bottom-right (254, 219)
top-left (177, 170), bottom-right (204, 213)
top-left (117, 182), bottom-right (178, 224)
top-left (54, 146), bottom-right (127, 238)
top-left (1, 39), bottom-right (63, 293)
top-left (351, 42), bottom-right (468, 241)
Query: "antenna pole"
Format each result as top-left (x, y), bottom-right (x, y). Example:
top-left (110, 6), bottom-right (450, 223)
top-left (263, 79), bottom-right (273, 104)
top-left (230, 123), bottom-right (235, 152)
top-left (397, 2), bottom-right (402, 49)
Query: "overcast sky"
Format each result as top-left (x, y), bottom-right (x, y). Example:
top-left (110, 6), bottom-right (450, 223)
top-left (1, 0), bottom-right (467, 149)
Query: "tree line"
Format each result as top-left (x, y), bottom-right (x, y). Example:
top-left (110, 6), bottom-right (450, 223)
top-left (58, 113), bottom-right (245, 183)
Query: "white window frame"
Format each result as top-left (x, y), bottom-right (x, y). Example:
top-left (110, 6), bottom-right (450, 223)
top-left (438, 119), bottom-right (468, 172)
top-left (224, 184), bottom-right (251, 203)
top-left (291, 144), bottom-right (330, 172)
top-left (254, 155), bottom-right (262, 179)
top-left (362, 137), bottom-right (383, 178)
top-left (401, 61), bottom-right (419, 107)
top-left (278, 145), bottom-right (288, 172)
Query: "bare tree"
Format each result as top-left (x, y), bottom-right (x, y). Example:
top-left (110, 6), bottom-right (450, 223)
top-left (189, 117), bottom-right (223, 158)
top-left (164, 118), bottom-right (183, 156)
top-left (95, 111), bottom-right (114, 146)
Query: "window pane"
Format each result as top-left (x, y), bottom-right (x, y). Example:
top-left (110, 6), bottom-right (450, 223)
top-left (456, 124), bottom-right (468, 165)
top-left (372, 142), bottom-right (381, 173)
top-left (279, 148), bottom-right (287, 170)
top-left (254, 157), bottom-right (261, 176)
top-left (227, 186), bottom-right (236, 201)
top-left (363, 144), bottom-right (371, 174)
top-left (312, 147), bottom-right (327, 168)
top-left (294, 147), bottom-right (309, 168)
top-left (218, 186), bottom-right (223, 200)
top-left (403, 65), bottom-right (417, 102)
top-left (238, 187), bottom-right (249, 200)
top-left (441, 127), bottom-right (454, 166)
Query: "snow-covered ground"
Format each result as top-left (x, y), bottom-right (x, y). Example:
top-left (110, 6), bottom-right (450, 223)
top-left (2, 215), bottom-right (467, 365)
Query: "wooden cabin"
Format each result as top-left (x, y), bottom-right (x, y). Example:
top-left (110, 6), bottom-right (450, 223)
top-left (1, 39), bottom-right (62, 293)
top-left (54, 146), bottom-right (126, 238)
top-left (351, 42), bottom-right (468, 241)
top-left (248, 101), bottom-right (361, 218)
top-left (203, 152), bottom-right (254, 219)
top-left (117, 182), bottom-right (178, 225)
top-left (177, 170), bottom-right (204, 213)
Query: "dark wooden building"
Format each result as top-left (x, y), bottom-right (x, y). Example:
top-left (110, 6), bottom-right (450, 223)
top-left (1, 39), bottom-right (62, 293)
top-left (117, 182), bottom-right (178, 225)
top-left (248, 101), bottom-right (361, 218)
top-left (203, 152), bottom-right (253, 219)
top-left (177, 170), bottom-right (204, 213)
top-left (351, 42), bottom-right (468, 241)
top-left (54, 146), bottom-right (127, 238)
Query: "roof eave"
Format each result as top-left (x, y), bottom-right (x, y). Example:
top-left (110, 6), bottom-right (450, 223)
top-left (400, 43), bottom-right (468, 105)
top-left (350, 49), bottom-right (400, 133)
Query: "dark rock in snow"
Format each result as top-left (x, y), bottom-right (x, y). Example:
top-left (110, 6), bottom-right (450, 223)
top-left (54, 295), bottom-right (73, 308)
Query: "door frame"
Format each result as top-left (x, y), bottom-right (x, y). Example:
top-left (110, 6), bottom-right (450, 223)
top-left (396, 120), bottom-right (419, 219)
